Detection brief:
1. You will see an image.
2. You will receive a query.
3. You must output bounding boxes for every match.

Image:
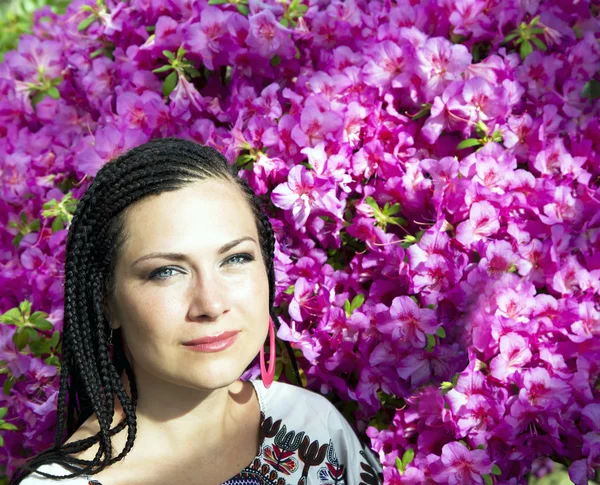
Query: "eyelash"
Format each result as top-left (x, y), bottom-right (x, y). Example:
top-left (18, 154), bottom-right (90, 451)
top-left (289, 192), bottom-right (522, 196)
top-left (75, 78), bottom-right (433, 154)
top-left (148, 253), bottom-right (255, 280)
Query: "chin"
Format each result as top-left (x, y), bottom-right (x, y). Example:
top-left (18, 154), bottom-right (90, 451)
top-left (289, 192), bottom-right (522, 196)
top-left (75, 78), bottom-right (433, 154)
top-left (181, 362), bottom-right (250, 390)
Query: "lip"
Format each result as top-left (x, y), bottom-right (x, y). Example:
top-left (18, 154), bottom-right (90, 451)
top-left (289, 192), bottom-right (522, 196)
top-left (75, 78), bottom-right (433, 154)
top-left (183, 331), bottom-right (239, 353)
top-left (183, 330), bottom-right (240, 346)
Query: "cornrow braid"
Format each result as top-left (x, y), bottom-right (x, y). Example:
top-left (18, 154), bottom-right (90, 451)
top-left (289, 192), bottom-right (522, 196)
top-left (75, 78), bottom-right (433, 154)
top-left (10, 138), bottom-right (302, 483)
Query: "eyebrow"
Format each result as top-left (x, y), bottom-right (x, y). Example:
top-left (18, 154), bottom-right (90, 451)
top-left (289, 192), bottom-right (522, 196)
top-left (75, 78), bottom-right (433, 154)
top-left (131, 236), bottom-right (258, 267)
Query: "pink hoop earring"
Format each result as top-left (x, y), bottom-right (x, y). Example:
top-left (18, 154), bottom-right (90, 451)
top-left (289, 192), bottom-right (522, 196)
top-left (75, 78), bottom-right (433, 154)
top-left (260, 316), bottom-right (276, 389)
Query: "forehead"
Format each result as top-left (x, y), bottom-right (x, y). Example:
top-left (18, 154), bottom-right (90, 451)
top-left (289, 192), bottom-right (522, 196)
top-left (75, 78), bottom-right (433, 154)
top-left (120, 179), bottom-right (257, 258)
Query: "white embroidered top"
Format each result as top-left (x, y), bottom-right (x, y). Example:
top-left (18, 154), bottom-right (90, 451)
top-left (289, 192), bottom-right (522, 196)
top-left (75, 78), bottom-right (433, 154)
top-left (20, 379), bottom-right (383, 485)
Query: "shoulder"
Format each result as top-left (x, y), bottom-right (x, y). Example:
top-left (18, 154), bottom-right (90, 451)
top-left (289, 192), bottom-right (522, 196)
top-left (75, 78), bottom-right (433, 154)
top-left (257, 380), bottom-right (339, 421)
top-left (16, 463), bottom-right (89, 484)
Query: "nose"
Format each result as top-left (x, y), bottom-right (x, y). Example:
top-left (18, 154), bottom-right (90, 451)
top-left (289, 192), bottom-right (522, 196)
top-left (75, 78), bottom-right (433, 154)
top-left (187, 272), bottom-right (231, 321)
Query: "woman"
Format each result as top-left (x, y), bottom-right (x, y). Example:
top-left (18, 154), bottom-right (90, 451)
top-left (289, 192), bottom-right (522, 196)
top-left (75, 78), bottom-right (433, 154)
top-left (12, 138), bottom-right (382, 485)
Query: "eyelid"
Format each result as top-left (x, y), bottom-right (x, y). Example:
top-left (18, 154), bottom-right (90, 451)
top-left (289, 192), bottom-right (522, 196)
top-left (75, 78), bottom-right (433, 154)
top-left (149, 253), bottom-right (254, 279)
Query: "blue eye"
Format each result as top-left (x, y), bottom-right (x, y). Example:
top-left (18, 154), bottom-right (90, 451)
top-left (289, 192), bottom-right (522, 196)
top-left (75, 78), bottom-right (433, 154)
top-left (225, 253), bottom-right (254, 266)
top-left (148, 254), bottom-right (254, 280)
top-left (148, 267), bottom-right (180, 280)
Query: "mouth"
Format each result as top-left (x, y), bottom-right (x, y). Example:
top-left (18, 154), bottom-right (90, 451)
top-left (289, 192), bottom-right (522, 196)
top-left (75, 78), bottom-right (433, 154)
top-left (182, 330), bottom-right (240, 353)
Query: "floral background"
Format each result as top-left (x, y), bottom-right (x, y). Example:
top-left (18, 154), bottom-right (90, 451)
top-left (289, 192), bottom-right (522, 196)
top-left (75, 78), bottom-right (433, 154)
top-left (0, 0), bottom-right (599, 483)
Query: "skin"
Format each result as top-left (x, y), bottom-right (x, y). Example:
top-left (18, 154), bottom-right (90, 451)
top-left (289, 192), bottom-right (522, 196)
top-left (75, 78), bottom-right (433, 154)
top-left (64, 179), bottom-right (269, 483)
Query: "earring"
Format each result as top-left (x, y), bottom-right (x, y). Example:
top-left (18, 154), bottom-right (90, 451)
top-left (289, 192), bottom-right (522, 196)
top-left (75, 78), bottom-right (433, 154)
top-left (260, 316), bottom-right (276, 389)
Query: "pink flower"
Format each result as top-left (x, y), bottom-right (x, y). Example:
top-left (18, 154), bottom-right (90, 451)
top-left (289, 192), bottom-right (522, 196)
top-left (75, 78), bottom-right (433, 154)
top-left (291, 102), bottom-right (344, 148)
top-left (184, 7), bottom-right (235, 70)
top-left (377, 296), bottom-right (438, 348)
top-left (456, 201), bottom-right (500, 246)
top-left (433, 442), bottom-right (492, 485)
top-left (416, 37), bottom-right (472, 100)
top-left (246, 10), bottom-right (295, 59)
top-left (490, 333), bottom-right (533, 381)
top-left (271, 165), bottom-right (344, 228)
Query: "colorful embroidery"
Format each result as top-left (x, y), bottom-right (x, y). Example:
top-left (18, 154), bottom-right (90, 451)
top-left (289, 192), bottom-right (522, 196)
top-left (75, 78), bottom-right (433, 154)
top-left (317, 440), bottom-right (346, 485)
top-left (224, 458), bottom-right (289, 485)
top-left (82, 413), bottom-right (380, 485)
top-left (263, 444), bottom-right (300, 474)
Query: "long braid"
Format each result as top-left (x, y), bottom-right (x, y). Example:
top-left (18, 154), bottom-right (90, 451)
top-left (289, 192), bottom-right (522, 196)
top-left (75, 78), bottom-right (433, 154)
top-left (10, 138), bottom-right (303, 483)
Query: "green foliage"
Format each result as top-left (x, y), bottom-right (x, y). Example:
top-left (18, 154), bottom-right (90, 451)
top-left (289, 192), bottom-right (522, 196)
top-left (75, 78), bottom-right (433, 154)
top-left (0, 0), bottom-right (70, 61)
top-left (457, 120), bottom-right (504, 151)
top-left (0, 300), bottom-right (61, 364)
top-left (344, 293), bottom-right (365, 317)
top-left (364, 196), bottom-right (406, 231)
top-left (42, 191), bottom-right (78, 232)
top-left (395, 448), bottom-right (415, 474)
top-left (7, 211), bottom-right (41, 249)
top-left (502, 15), bottom-right (548, 61)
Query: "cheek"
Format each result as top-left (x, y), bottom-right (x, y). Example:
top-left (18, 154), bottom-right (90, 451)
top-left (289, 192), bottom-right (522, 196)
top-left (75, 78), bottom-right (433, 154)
top-left (117, 288), bottom-right (181, 343)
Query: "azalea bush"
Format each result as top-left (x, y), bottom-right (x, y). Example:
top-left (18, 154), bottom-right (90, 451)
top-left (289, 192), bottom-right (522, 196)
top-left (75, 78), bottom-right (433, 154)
top-left (1, 0), bottom-right (600, 483)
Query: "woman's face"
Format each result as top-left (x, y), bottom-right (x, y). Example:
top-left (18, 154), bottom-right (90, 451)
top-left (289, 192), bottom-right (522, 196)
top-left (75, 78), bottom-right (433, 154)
top-left (106, 179), bottom-right (270, 390)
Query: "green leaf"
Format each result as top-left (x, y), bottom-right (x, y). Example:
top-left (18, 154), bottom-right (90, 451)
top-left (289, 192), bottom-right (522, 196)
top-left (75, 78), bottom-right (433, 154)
top-left (0, 434), bottom-right (3, 446)
top-left (20, 300), bottom-right (32, 315)
top-left (49, 331), bottom-right (60, 349)
top-left (582, 80), bottom-right (600, 100)
top-left (13, 329), bottom-right (28, 350)
top-left (90, 47), bottom-right (104, 59)
top-left (0, 423), bottom-right (17, 431)
top-left (284, 285), bottom-right (295, 295)
top-left (491, 464), bottom-right (501, 475)
top-left (24, 327), bottom-right (39, 342)
top-left (520, 40), bottom-right (533, 60)
top-left (31, 90), bottom-right (47, 108)
top-left (47, 86), bottom-right (60, 100)
top-left (44, 355), bottom-right (60, 367)
top-left (402, 448), bottom-right (415, 467)
top-left (77, 14), bottom-right (95, 32)
top-left (208, 0), bottom-right (228, 3)
top-left (177, 46), bottom-right (186, 59)
top-left (237, 3), bottom-right (249, 15)
top-left (364, 196), bottom-right (379, 211)
top-left (344, 299), bottom-right (352, 317)
top-left (457, 138), bottom-right (482, 150)
top-left (483, 474), bottom-right (493, 485)
top-left (531, 37), bottom-right (547, 51)
top-left (280, 17), bottom-right (289, 27)
top-left (185, 66), bottom-right (202, 78)
top-left (270, 54), bottom-right (282, 67)
top-left (32, 319), bottom-right (53, 331)
top-left (3, 377), bottom-right (15, 396)
top-left (0, 408), bottom-right (7, 420)
top-left (440, 381), bottom-right (454, 391)
top-left (162, 70), bottom-right (178, 97)
top-left (476, 444), bottom-right (485, 450)
top-left (502, 32), bottom-right (519, 43)
top-left (395, 456), bottom-right (404, 473)
top-left (351, 293), bottom-right (365, 311)
top-left (51, 216), bottom-right (64, 232)
top-left (436, 327), bottom-right (446, 338)
top-left (152, 65), bottom-right (173, 73)
top-left (425, 333), bottom-right (435, 351)
top-left (0, 308), bottom-right (21, 325)
top-left (162, 50), bottom-right (175, 61)
top-left (273, 357), bottom-right (283, 381)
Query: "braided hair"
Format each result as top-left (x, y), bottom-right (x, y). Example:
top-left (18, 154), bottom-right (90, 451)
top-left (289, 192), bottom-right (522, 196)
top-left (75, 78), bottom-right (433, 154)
top-left (10, 137), bottom-right (302, 483)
